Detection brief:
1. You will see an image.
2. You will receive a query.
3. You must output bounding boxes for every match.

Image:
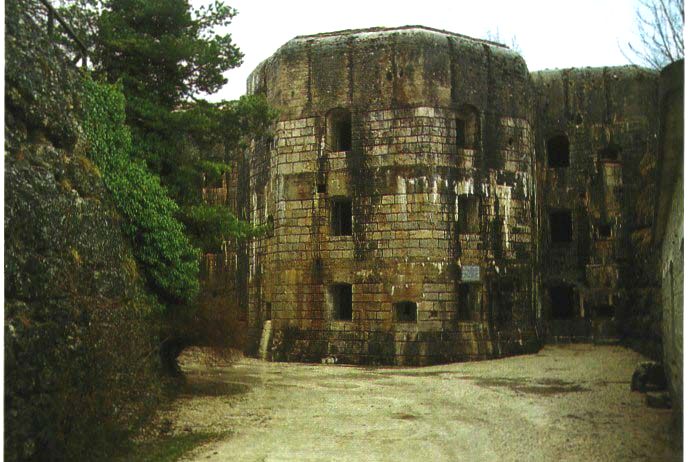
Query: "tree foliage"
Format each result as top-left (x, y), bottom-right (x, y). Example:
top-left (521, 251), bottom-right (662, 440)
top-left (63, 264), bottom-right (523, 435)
top-left (95, 0), bottom-right (243, 108)
top-left (625, 0), bottom-right (684, 69)
top-left (87, 0), bottom-right (277, 259)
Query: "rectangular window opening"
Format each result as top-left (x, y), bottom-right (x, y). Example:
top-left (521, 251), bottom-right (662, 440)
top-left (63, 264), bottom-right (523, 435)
top-left (596, 224), bottom-right (612, 239)
top-left (550, 210), bottom-right (573, 243)
top-left (331, 284), bottom-right (352, 321)
top-left (547, 134), bottom-right (570, 167)
top-left (331, 198), bottom-right (352, 236)
top-left (549, 286), bottom-right (576, 320)
top-left (394, 301), bottom-right (417, 322)
top-left (455, 118), bottom-right (466, 148)
top-left (337, 119), bottom-right (352, 151)
top-left (457, 194), bottom-right (480, 234)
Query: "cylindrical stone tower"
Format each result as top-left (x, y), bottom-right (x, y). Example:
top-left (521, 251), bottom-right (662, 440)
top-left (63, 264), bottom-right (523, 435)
top-left (243, 26), bottom-right (540, 365)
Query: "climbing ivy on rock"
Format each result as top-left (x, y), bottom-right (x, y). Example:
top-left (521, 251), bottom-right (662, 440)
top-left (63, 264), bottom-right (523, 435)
top-left (82, 78), bottom-right (200, 303)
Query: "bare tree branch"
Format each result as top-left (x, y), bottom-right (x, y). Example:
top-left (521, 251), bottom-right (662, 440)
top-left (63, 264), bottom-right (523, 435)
top-left (623, 0), bottom-right (684, 69)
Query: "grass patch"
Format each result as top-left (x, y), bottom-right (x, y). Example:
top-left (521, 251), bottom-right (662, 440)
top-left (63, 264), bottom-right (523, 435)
top-left (116, 432), bottom-right (227, 462)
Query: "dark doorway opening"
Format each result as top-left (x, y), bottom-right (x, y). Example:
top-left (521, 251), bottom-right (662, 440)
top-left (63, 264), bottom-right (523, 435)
top-left (331, 284), bottom-right (352, 321)
top-left (549, 286), bottom-right (576, 319)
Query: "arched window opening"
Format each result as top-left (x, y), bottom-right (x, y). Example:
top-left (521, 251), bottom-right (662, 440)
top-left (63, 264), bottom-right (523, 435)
top-left (456, 105), bottom-right (480, 149)
top-left (327, 108), bottom-right (352, 152)
top-left (547, 134), bottom-right (570, 167)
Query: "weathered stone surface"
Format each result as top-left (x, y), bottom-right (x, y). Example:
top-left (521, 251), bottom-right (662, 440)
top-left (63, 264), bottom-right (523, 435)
top-left (532, 66), bottom-right (660, 345)
top-left (654, 59), bottom-right (684, 431)
top-left (242, 27), bottom-right (539, 365)
top-left (220, 26), bottom-right (679, 368)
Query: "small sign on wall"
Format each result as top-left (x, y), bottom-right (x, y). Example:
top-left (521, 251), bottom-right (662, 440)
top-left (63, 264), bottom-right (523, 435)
top-left (461, 265), bottom-right (481, 282)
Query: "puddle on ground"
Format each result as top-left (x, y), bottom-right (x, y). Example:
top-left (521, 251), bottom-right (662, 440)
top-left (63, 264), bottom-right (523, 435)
top-left (377, 370), bottom-right (454, 378)
top-left (392, 413), bottom-right (419, 420)
top-left (473, 377), bottom-right (588, 396)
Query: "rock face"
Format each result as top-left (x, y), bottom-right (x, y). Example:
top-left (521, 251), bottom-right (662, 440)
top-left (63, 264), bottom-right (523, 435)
top-left (631, 361), bottom-right (668, 392)
top-left (221, 26), bottom-right (674, 367)
top-left (5, 1), bottom-right (162, 459)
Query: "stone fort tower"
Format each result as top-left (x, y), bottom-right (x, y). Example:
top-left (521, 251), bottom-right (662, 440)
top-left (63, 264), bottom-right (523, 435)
top-left (205, 26), bottom-right (668, 366)
top-left (241, 26), bottom-right (540, 365)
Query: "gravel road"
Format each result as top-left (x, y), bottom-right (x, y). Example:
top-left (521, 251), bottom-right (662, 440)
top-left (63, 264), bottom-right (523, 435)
top-left (165, 344), bottom-right (680, 462)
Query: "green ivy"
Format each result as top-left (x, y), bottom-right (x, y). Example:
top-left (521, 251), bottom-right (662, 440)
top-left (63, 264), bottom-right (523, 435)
top-left (82, 78), bottom-right (200, 303)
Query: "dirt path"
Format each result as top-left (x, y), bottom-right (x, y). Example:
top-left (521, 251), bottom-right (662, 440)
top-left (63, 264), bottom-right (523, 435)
top-left (165, 345), bottom-right (680, 462)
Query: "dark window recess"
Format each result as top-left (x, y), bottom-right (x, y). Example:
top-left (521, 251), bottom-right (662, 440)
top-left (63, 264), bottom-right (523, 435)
top-left (328, 109), bottom-right (352, 151)
top-left (394, 301), bottom-right (417, 322)
top-left (332, 284), bottom-right (353, 320)
top-left (457, 194), bottom-right (480, 234)
top-left (331, 198), bottom-right (352, 236)
top-left (317, 183), bottom-right (327, 194)
top-left (547, 134), bottom-right (570, 167)
top-left (593, 305), bottom-right (615, 318)
top-left (599, 143), bottom-right (621, 161)
top-left (458, 284), bottom-right (480, 321)
top-left (550, 210), bottom-right (573, 243)
top-left (596, 223), bottom-right (612, 239)
top-left (264, 302), bottom-right (272, 321)
top-left (455, 105), bottom-right (480, 149)
top-left (455, 118), bottom-right (466, 147)
top-left (549, 286), bottom-right (576, 319)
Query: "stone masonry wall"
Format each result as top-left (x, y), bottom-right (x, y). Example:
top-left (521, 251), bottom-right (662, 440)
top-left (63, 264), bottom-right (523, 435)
top-left (243, 27), bottom-right (540, 365)
top-left (657, 60), bottom-right (683, 430)
top-left (531, 67), bottom-right (660, 344)
top-left (233, 26), bottom-right (678, 368)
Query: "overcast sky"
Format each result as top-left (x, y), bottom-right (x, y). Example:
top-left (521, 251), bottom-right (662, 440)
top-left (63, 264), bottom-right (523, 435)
top-left (196, 0), bottom-right (641, 102)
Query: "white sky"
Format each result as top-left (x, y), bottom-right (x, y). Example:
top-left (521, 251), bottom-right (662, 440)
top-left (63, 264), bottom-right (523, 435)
top-left (198, 0), bottom-right (640, 101)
